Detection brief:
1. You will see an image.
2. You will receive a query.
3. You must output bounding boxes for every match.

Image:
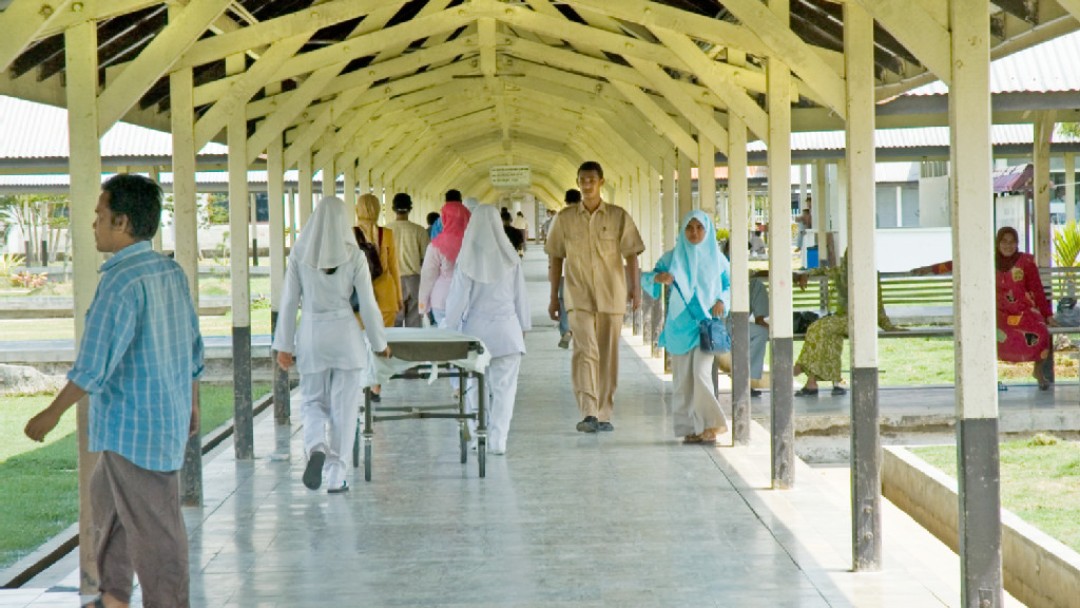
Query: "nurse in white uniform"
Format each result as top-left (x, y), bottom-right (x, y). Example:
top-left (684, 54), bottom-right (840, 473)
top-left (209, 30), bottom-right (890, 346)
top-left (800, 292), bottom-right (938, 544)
top-left (444, 205), bottom-right (531, 455)
top-left (273, 196), bottom-right (390, 493)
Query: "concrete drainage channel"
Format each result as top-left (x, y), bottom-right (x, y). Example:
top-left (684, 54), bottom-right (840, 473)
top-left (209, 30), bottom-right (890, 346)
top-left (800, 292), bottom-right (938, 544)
top-left (775, 416), bottom-right (1080, 608)
top-left (0, 391), bottom-right (278, 590)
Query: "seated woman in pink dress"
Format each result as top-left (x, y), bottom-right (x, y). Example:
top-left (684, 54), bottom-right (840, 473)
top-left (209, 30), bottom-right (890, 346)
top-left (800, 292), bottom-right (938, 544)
top-left (914, 226), bottom-right (1055, 390)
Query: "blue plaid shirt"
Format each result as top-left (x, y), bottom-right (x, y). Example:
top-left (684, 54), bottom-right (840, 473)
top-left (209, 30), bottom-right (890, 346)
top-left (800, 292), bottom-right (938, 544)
top-left (69, 241), bottom-right (204, 472)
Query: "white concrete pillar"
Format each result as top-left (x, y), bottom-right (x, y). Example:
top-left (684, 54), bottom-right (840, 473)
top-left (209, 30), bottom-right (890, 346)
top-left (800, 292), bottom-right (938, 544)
top-left (342, 159), bottom-right (357, 210)
top-left (226, 53), bottom-right (254, 460)
top-left (814, 160), bottom-right (829, 264)
top-left (149, 166), bottom-right (163, 251)
top-left (766, 0), bottom-right (795, 489)
top-left (268, 134), bottom-right (290, 425)
top-left (728, 114), bottom-right (752, 446)
top-left (65, 20), bottom-right (102, 596)
top-left (298, 151), bottom-right (314, 227)
top-left (844, 1), bottom-right (881, 571)
top-left (1066, 152), bottom-right (1076, 225)
top-left (169, 60), bottom-right (202, 506)
top-left (699, 136), bottom-right (716, 218)
top-left (1034, 111), bottom-right (1055, 264)
top-left (663, 159), bottom-right (678, 252)
top-left (678, 147), bottom-right (693, 220)
top-left (948, 0), bottom-right (1003, 603)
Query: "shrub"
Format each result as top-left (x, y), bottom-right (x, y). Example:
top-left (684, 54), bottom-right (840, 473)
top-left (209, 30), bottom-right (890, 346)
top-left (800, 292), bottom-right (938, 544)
top-left (10, 271), bottom-right (47, 289)
top-left (0, 253), bottom-right (24, 278)
top-left (1027, 433), bottom-right (1060, 447)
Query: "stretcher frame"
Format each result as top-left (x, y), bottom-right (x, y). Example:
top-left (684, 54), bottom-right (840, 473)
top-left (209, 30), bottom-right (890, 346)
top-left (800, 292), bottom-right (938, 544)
top-left (354, 330), bottom-right (488, 481)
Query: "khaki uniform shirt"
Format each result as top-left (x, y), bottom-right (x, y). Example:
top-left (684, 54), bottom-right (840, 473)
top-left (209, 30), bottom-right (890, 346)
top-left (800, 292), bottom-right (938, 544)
top-left (387, 219), bottom-right (429, 276)
top-left (545, 201), bottom-right (645, 314)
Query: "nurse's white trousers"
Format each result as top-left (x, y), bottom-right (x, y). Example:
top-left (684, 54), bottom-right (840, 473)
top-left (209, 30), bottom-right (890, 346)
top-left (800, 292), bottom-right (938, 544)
top-left (465, 353), bottom-right (522, 452)
top-left (299, 368), bottom-right (363, 470)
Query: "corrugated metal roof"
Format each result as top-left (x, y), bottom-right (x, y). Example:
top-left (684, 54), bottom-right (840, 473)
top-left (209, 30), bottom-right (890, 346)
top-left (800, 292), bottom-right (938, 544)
top-left (0, 95), bottom-right (228, 159)
top-left (0, 170), bottom-right (303, 189)
top-left (908, 31), bottom-right (1080, 96)
top-left (747, 125), bottom-right (1080, 152)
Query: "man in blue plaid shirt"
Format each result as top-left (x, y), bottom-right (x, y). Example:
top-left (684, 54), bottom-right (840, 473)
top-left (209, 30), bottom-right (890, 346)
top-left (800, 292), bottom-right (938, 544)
top-left (26, 174), bottom-right (203, 608)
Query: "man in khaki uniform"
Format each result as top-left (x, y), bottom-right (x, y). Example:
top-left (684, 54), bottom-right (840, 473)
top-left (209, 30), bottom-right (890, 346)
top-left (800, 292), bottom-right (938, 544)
top-left (387, 192), bottom-right (429, 327)
top-left (545, 161), bottom-right (645, 433)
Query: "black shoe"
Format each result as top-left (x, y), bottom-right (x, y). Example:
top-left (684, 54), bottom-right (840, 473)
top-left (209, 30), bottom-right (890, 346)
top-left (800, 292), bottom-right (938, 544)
top-left (303, 451), bottom-right (325, 490)
top-left (750, 389), bottom-right (762, 398)
top-left (831, 385), bottom-right (848, 396)
top-left (576, 416), bottom-right (599, 433)
top-left (369, 391), bottom-right (381, 403)
top-left (327, 481), bottom-right (349, 494)
top-left (597, 421), bottom-right (614, 432)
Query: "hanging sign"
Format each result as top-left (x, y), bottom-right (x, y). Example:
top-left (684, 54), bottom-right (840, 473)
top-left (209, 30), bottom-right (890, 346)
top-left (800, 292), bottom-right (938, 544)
top-left (489, 165), bottom-right (531, 188)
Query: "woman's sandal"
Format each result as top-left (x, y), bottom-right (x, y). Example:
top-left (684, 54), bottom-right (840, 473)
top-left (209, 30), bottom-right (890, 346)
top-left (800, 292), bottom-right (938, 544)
top-left (683, 433), bottom-right (703, 444)
top-left (831, 386), bottom-right (848, 396)
top-left (794, 387), bottom-right (819, 397)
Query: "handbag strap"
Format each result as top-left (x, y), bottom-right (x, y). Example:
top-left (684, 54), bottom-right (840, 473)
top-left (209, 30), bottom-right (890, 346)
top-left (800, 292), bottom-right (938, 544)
top-left (669, 280), bottom-right (710, 322)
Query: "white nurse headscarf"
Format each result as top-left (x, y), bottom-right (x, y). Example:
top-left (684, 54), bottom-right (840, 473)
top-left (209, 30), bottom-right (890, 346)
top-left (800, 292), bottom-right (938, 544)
top-left (290, 196), bottom-right (356, 270)
top-left (455, 204), bottom-right (519, 283)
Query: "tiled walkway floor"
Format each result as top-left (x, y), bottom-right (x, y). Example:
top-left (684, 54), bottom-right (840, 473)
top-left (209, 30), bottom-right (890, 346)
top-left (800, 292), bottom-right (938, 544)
top-left (3, 252), bottom-right (1023, 607)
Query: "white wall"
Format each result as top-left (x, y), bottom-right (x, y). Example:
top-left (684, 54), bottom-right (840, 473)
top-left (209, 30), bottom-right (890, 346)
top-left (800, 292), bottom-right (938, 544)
top-left (876, 227), bottom-right (953, 272)
top-left (918, 175), bottom-right (951, 227)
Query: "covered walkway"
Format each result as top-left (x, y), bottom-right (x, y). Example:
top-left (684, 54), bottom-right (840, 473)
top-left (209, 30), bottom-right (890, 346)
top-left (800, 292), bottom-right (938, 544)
top-left (2, 253), bottom-right (1021, 607)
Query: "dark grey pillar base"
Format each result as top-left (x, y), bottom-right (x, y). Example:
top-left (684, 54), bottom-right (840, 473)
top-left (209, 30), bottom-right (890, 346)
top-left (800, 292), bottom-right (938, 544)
top-left (642, 294), bottom-right (654, 348)
top-left (730, 312), bottom-right (751, 446)
top-left (270, 310), bottom-right (290, 425)
top-left (770, 337), bottom-right (794, 489)
top-left (649, 295), bottom-right (664, 359)
top-left (232, 325), bottom-right (255, 460)
top-left (958, 417), bottom-right (1003, 607)
top-left (850, 366), bottom-right (881, 571)
top-left (180, 382), bottom-right (202, 507)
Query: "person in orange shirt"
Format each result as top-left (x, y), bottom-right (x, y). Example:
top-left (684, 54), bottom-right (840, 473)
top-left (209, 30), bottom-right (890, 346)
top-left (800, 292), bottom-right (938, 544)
top-left (545, 161), bottom-right (645, 433)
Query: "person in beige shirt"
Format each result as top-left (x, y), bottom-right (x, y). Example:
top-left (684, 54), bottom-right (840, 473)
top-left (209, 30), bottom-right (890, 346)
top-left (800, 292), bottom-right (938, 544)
top-left (545, 161), bottom-right (645, 433)
top-left (387, 192), bottom-right (430, 327)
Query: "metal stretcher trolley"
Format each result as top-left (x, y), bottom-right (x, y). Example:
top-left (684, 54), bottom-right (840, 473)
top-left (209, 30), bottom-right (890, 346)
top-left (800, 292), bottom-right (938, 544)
top-left (355, 327), bottom-right (491, 481)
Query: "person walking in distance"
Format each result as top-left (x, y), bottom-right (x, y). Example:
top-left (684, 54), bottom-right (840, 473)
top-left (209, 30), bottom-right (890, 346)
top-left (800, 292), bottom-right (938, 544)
top-left (545, 161), bottom-right (645, 433)
top-left (555, 188), bottom-right (581, 349)
top-left (387, 192), bottom-right (429, 327)
top-left (25, 174), bottom-right (204, 608)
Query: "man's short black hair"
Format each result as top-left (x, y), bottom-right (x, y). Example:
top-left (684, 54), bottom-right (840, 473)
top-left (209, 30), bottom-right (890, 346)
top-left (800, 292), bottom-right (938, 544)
top-left (392, 192), bottom-right (413, 212)
top-left (564, 189), bottom-right (582, 204)
top-left (426, 211), bottom-right (440, 227)
top-left (577, 161), bottom-right (604, 179)
top-left (102, 173), bottom-right (162, 240)
top-left (445, 189), bottom-right (462, 202)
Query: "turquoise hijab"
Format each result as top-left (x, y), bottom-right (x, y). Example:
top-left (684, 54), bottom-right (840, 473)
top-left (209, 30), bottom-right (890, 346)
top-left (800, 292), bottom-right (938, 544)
top-left (668, 210), bottom-right (729, 320)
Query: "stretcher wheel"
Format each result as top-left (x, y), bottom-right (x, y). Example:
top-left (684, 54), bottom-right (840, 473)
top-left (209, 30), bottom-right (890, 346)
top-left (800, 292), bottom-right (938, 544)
top-left (353, 426), bottom-right (360, 468)
top-left (478, 437), bottom-right (486, 478)
top-left (364, 440), bottom-right (372, 482)
top-left (459, 424), bottom-right (468, 464)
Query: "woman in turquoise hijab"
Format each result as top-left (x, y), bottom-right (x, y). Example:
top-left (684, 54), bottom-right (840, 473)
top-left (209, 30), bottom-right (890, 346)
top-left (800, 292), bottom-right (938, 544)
top-left (642, 210), bottom-right (730, 444)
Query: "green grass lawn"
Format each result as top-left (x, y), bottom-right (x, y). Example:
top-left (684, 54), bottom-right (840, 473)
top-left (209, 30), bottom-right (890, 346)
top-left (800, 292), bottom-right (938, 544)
top-left (0, 382), bottom-right (270, 570)
top-left (911, 437), bottom-right (1080, 554)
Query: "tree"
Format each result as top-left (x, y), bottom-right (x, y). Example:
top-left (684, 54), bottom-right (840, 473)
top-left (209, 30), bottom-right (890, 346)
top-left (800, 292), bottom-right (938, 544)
top-left (0, 194), bottom-right (71, 265)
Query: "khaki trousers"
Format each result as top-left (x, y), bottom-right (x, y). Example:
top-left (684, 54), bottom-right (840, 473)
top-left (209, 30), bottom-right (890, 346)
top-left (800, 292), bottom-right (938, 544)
top-left (568, 310), bottom-right (623, 421)
top-left (91, 451), bottom-right (189, 607)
